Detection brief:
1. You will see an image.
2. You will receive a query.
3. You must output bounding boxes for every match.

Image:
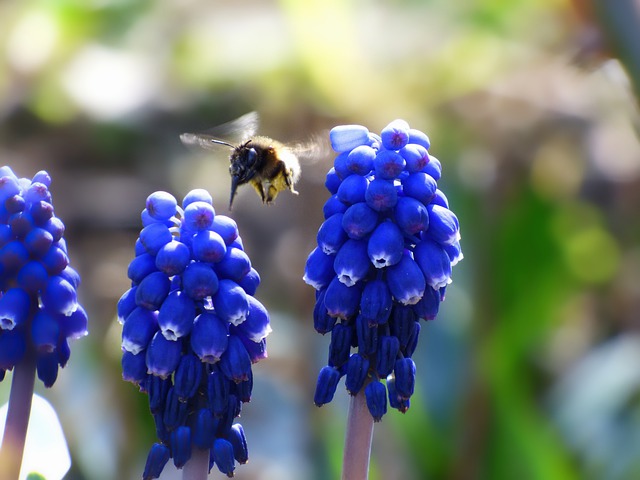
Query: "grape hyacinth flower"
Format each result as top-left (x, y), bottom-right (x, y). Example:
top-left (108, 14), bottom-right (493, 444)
top-left (119, 189), bottom-right (270, 479)
top-left (0, 166), bottom-right (87, 479)
top-left (304, 120), bottom-right (462, 477)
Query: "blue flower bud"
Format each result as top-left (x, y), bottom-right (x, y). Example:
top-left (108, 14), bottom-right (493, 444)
top-left (215, 247), bottom-right (251, 282)
top-left (40, 244), bottom-right (69, 276)
top-left (193, 408), bottom-right (217, 449)
top-left (303, 247), bottom-right (335, 290)
top-left (403, 172), bottom-right (437, 204)
top-left (365, 178), bottom-right (397, 212)
top-left (381, 119), bottom-right (410, 150)
top-left (376, 336), bottom-right (400, 377)
top-left (228, 423), bottom-right (248, 464)
top-left (219, 335), bottom-right (251, 383)
top-left (122, 307), bottom-right (158, 355)
top-left (155, 240), bottom-right (190, 276)
top-left (408, 129), bottom-right (431, 149)
top-left (360, 279), bottom-right (392, 325)
top-left (9, 211), bottom-right (34, 238)
top-left (146, 332), bottom-right (182, 379)
top-left (317, 213), bottom-right (348, 254)
top-left (356, 314), bottom-right (378, 356)
top-left (157, 290), bottom-right (195, 340)
top-left (386, 251), bottom-right (426, 305)
top-left (395, 196), bottom-right (429, 236)
top-left (346, 145), bottom-right (375, 175)
top-left (182, 262), bottom-right (218, 300)
top-left (163, 387), bottom-right (189, 431)
top-left (444, 240), bottom-right (463, 266)
top-left (324, 276), bottom-right (361, 320)
top-left (390, 305), bottom-right (417, 350)
top-left (184, 201), bottom-right (215, 231)
top-left (330, 125), bottom-right (370, 153)
top-left (36, 352), bottom-right (58, 388)
top-left (135, 271), bottom-right (170, 311)
top-left (0, 175), bottom-right (20, 202)
top-left (425, 204), bottom-right (460, 246)
top-left (333, 151), bottom-right (351, 179)
top-left (42, 276), bottom-right (77, 316)
top-left (153, 412), bottom-right (169, 443)
top-left (24, 227), bottom-right (53, 258)
top-left (143, 443), bottom-right (170, 480)
top-left (182, 188), bottom-right (213, 208)
top-left (405, 321), bottom-right (420, 357)
top-left (394, 358), bottom-right (416, 399)
top-left (342, 202), bottom-right (378, 240)
top-left (367, 220), bottom-right (404, 268)
top-left (171, 426), bottom-right (192, 468)
top-left (56, 337), bottom-right (71, 368)
top-left (210, 215), bottom-right (239, 246)
top-left (146, 191), bottom-right (178, 221)
top-left (365, 380), bottom-right (387, 422)
top-left (0, 287), bottom-right (31, 330)
top-left (0, 329), bottom-right (26, 369)
top-left (313, 290), bottom-right (336, 334)
top-left (212, 438), bottom-right (236, 476)
top-left (147, 375), bottom-right (172, 414)
top-left (173, 353), bottom-right (202, 401)
top-left (345, 353), bottom-right (369, 395)
top-left (122, 350), bottom-right (147, 385)
top-left (413, 285), bottom-right (440, 321)
top-left (323, 194), bottom-right (348, 219)
top-left (325, 167), bottom-right (342, 194)
top-left (328, 322), bottom-right (353, 368)
top-left (139, 223), bottom-right (172, 255)
top-left (30, 201), bottom-right (54, 226)
top-left (236, 296), bottom-right (271, 342)
top-left (31, 309), bottom-right (59, 353)
top-left (337, 174), bottom-right (368, 205)
top-left (213, 279), bottom-right (249, 325)
top-left (314, 365), bottom-right (341, 406)
top-left (208, 369), bottom-right (230, 417)
top-left (424, 155), bottom-right (442, 181)
top-left (414, 238), bottom-right (452, 289)
top-left (191, 312), bottom-right (228, 364)
top-left (238, 267), bottom-right (260, 296)
top-left (25, 182), bottom-right (51, 204)
top-left (236, 334), bottom-right (267, 363)
top-left (399, 144), bottom-right (429, 173)
top-left (334, 239), bottom-right (370, 287)
top-left (374, 150), bottom-right (405, 180)
top-left (386, 375), bottom-right (410, 413)
top-left (192, 230), bottom-right (227, 264)
top-left (43, 216), bottom-right (65, 242)
top-left (0, 240), bottom-right (29, 274)
top-left (128, 253), bottom-right (158, 284)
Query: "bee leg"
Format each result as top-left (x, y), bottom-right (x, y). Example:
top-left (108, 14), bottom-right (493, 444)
top-left (250, 179), bottom-right (268, 203)
top-left (284, 170), bottom-right (299, 195)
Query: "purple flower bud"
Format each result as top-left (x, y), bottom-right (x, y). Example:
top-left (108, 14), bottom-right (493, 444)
top-left (345, 353), bottom-right (369, 395)
top-left (213, 280), bottom-right (249, 325)
top-left (328, 322), bottom-right (353, 368)
top-left (414, 238), bottom-right (452, 289)
top-left (122, 350), bottom-right (147, 386)
top-left (386, 252), bottom-right (426, 306)
top-left (403, 172), bottom-right (437, 204)
top-left (317, 213), bottom-right (348, 254)
top-left (0, 288), bottom-right (31, 330)
top-left (394, 357), bottom-right (416, 399)
top-left (228, 423), bottom-right (248, 464)
top-left (182, 262), bottom-right (218, 300)
top-left (155, 240), bottom-right (190, 276)
top-left (30, 201), bottom-right (54, 226)
top-left (182, 188), bottom-right (213, 208)
top-left (337, 174), bottom-right (369, 205)
top-left (212, 438), bottom-right (236, 476)
top-left (376, 336), bottom-right (400, 377)
top-left (330, 125), bottom-right (370, 153)
top-left (184, 201), bottom-right (215, 231)
top-left (365, 380), bottom-right (387, 422)
top-left (405, 321), bottom-right (420, 357)
top-left (395, 196), bottom-right (429, 236)
top-left (342, 202), bottom-right (378, 240)
top-left (135, 271), bottom-right (170, 311)
top-left (374, 150), bottom-right (405, 180)
top-left (425, 204), bottom-right (460, 246)
top-left (408, 129), bottom-right (431, 150)
top-left (40, 244), bottom-right (69, 276)
top-left (157, 290), bottom-right (196, 340)
top-left (219, 335), bottom-right (251, 383)
top-left (365, 178), bottom-right (398, 212)
top-left (43, 216), bottom-right (65, 242)
top-left (367, 221), bottom-right (404, 268)
top-left (380, 119), bottom-right (410, 150)
top-left (192, 230), bottom-right (227, 264)
top-left (139, 223), bottom-right (172, 255)
top-left (210, 215), bottom-right (239, 246)
top-left (128, 253), bottom-right (158, 284)
top-left (191, 312), bottom-right (228, 364)
top-left (346, 145), bottom-right (375, 175)
top-left (334, 239), bottom-right (370, 287)
top-left (238, 267), bottom-right (260, 296)
top-left (236, 296), bottom-right (271, 342)
top-left (24, 227), bottom-right (53, 258)
top-left (314, 365), bottom-right (341, 406)
top-left (424, 155), bottom-right (441, 180)
top-left (303, 247), bottom-right (335, 290)
top-left (170, 426), bottom-right (192, 468)
top-left (146, 332), bottom-right (182, 379)
top-left (143, 443), bottom-right (170, 480)
top-left (323, 194), bottom-right (348, 219)
top-left (324, 276), bottom-right (362, 320)
top-left (0, 240), bottom-right (29, 274)
top-left (146, 191), bottom-right (178, 221)
top-left (215, 247), bottom-right (251, 282)
top-left (360, 279), bottom-right (392, 325)
top-left (399, 144), bottom-right (429, 173)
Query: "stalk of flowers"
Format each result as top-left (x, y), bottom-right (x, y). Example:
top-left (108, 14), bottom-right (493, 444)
top-left (118, 189), bottom-right (271, 479)
top-left (0, 166), bottom-right (87, 478)
top-left (304, 120), bottom-right (463, 421)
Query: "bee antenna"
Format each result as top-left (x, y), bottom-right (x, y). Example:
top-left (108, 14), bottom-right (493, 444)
top-left (209, 139), bottom-right (236, 149)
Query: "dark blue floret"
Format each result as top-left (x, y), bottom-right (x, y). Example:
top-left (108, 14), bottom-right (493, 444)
top-left (337, 174), bottom-right (369, 205)
top-left (394, 358), bottom-right (416, 399)
top-left (342, 202), bottom-right (378, 240)
top-left (365, 178), bottom-right (397, 212)
top-left (155, 240), bottom-right (190, 276)
top-left (365, 380), bottom-right (388, 422)
top-left (228, 424), bottom-right (249, 464)
top-left (334, 239), bottom-right (370, 287)
top-left (367, 220), bottom-right (404, 268)
top-left (345, 353), bottom-right (369, 395)
top-left (355, 314), bottom-right (377, 356)
top-left (317, 213), bottom-right (348, 255)
top-left (314, 365), bottom-right (342, 406)
top-left (143, 443), bottom-right (170, 480)
top-left (212, 438), bottom-right (236, 476)
top-left (193, 408), bottom-right (217, 449)
top-left (146, 332), bottom-right (182, 378)
top-left (385, 251), bottom-right (426, 306)
top-left (157, 290), bottom-right (196, 340)
top-left (182, 262), bottom-right (219, 300)
top-left (360, 279), bottom-right (392, 325)
top-left (171, 426), bottom-right (192, 468)
top-left (183, 201), bottom-right (215, 231)
top-left (173, 353), bottom-right (202, 401)
top-left (190, 312), bottom-right (228, 363)
top-left (376, 336), bottom-right (400, 377)
top-left (328, 322), bottom-right (353, 368)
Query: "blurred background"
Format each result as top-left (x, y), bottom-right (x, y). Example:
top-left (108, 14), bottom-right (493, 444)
top-left (1, 0), bottom-right (639, 479)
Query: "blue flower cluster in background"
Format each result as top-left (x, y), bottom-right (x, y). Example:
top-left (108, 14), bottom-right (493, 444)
top-left (0, 166), bottom-right (87, 387)
top-left (118, 189), bottom-right (270, 478)
top-left (304, 120), bottom-right (463, 421)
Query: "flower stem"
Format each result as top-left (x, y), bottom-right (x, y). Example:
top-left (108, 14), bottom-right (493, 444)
top-left (341, 387), bottom-right (374, 480)
top-left (0, 351), bottom-right (37, 480)
top-left (182, 446), bottom-right (209, 480)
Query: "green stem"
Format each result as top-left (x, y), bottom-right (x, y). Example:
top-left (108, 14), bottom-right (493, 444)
top-left (0, 352), bottom-right (37, 480)
top-left (341, 387), bottom-right (374, 480)
top-left (182, 446), bottom-right (209, 480)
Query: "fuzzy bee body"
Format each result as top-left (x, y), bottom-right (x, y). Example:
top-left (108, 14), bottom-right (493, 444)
top-left (180, 112), bottom-right (307, 209)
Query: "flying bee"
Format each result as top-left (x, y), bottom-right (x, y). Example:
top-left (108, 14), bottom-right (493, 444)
top-left (181, 111), bottom-right (317, 209)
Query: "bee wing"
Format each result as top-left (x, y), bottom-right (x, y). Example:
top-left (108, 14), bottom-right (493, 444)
top-left (180, 111), bottom-right (259, 151)
top-left (289, 131), bottom-right (331, 165)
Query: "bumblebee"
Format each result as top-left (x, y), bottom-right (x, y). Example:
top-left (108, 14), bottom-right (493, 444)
top-left (180, 112), bottom-right (306, 209)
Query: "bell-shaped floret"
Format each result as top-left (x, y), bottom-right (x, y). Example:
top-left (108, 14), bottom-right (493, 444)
top-left (425, 204), bottom-right (460, 246)
top-left (36, 352), bottom-right (58, 388)
top-left (219, 335), bottom-right (252, 383)
top-left (394, 357), bottom-right (416, 400)
top-left (42, 275), bottom-right (77, 316)
top-left (365, 178), bottom-right (397, 212)
top-left (330, 124), bottom-right (370, 153)
top-left (212, 438), bottom-right (236, 477)
top-left (356, 314), bottom-right (378, 356)
top-left (182, 262), bottom-right (219, 300)
top-left (303, 247), bottom-right (335, 291)
top-left (191, 312), bottom-right (228, 364)
top-left (171, 426), bottom-right (192, 468)
top-left (376, 336), bottom-right (400, 377)
top-left (236, 296), bottom-right (271, 342)
top-left (413, 286), bottom-right (441, 321)
top-left (193, 408), bottom-right (217, 450)
top-left (215, 248), bottom-right (251, 282)
top-left (328, 322), bottom-right (353, 368)
top-left (122, 350), bottom-right (147, 386)
top-left (143, 443), bottom-right (170, 480)
top-left (317, 213), bottom-right (348, 255)
top-left (337, 174), bottom-right (368, 205)
top-left (395, 196), bottom-right (429, 236)
top-left (173, 353), bottom-right (202, 401)
top-left (157, 290), bottom-right (196, 340)
top-left (128, 253), bottom-right (158, 284)
top-left (367, 220), bottom-right (403, 269)
top-left (122, 307), bottom-right (158, 354)
top-left (334, 239), bottom-right (370, 287)
top-left (360, 279), bottom-right (392, 325)
top-left (386, 252), bottom-right (426, 305)
top-left (342, 203), bottom-right (378, 240)
top-left (313, 290), bottom-right (336, 334)
top-left (324, 276), bottom-right (361, 320)
top-left (31, 309), bottom-right (59, 353)
top-left (155, 240), bottom-right (190, 276)
top-left (314, 365), bottom-right (341, 406)
top-left (365, 379), bottom-right (388, 422)
top-left (213, 280), bottom-right (249, 326)
top-left (228, 423), bottom-right (249, 464)
top-left (146, 332), bottom-right (182, 378)
top-left (192, 230), bottom-right (227, 264)
top-left (414, 238), bottom-right (452, 289)
top-left (117, 287), bottom-right (137, 324)
top-left (0, 287), bottom-right (31, 331)
top-left (345, 353), bottom-right (369, 395)
top-left (135, 271), bottom-right (170, 311)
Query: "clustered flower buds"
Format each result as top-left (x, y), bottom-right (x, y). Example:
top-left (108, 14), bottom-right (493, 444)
top-left (0, 166), bottom-right (87, 387)
top-left (118, 189), bottom-right (270, 478)
top-left (304, 120), bottom-right (462, 420)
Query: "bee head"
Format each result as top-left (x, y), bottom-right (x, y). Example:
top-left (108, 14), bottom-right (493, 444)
top-left (229, 142), bottom-right (259, 209)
